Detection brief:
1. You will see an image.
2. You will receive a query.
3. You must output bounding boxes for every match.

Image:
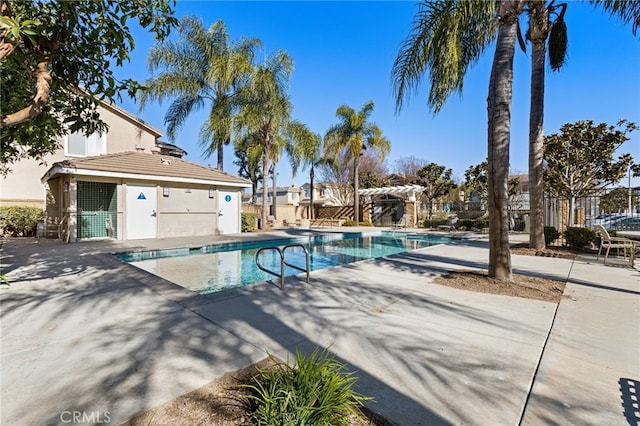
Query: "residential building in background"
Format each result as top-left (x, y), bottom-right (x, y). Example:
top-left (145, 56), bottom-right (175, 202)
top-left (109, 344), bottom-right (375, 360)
top-left (1, 102), bottom-right (250, 241)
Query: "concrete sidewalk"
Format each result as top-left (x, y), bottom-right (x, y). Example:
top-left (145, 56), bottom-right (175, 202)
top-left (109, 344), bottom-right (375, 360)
top-left (1, 232), bottom-right (638, 425)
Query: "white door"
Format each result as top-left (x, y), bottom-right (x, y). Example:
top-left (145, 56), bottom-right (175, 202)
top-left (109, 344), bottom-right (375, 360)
top-left (126, 185), bottom-right (157, 239)
top-left (218, 190), bottom-right (240, 234)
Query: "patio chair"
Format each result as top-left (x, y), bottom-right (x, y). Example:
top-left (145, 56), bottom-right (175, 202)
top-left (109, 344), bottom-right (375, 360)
top-left (595, 224), bottom-right (635, 264)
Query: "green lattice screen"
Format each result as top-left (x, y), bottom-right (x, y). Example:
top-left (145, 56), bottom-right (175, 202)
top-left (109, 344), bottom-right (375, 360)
top-left (76, 181), bottom-right (117, 239)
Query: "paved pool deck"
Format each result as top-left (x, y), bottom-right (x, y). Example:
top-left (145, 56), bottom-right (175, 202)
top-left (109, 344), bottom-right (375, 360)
top-left (1, 229), bottom-right (638, 425)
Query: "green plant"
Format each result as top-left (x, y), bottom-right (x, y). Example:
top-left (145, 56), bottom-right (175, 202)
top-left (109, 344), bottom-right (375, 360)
top-left (244, 347), bottom-right (370, 425)
top-left (563, 226), bottom-right (596, 249)
top-left (0, 206), bottom-right (43, 237)
top-left (423, 219), bottom-right (447, 228)
top-left (458, 219), bottom-right (489, 230)
top-left (544, 226), bottom-right (561, 246)
top-left (241, 212), bottom-right (257, 232)
top-left (339, 219), bottom-right (372, 227)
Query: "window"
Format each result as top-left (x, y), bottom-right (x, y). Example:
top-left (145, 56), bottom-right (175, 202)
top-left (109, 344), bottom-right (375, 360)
top-left (65, 131), bottom-right (106, 157)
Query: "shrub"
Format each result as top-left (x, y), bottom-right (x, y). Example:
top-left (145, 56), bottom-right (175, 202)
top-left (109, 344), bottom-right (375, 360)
top-left (241, 212), bottom-right (257, 232)
top-left (564, 227), bottom-right (596, 249)
top-left (244, 347), bottom-right (370, 426)
top-left (544, 226), bottom-right (561, 246)
top-left (458, 219), bottom-right (489, 231)
top-left (0, 206), bottom-right (43, 237)
top-left (423, 219), bottom-right (447, 228)
top-left (341, 220), bottom-right (371, 227)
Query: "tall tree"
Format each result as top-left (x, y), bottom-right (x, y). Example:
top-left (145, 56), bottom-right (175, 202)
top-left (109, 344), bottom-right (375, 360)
top-left (284, 122), bottom-right (323, 219)
top-left (235, 50), bottom-right (293, 229)
top-left (392, 0), bottom-right (520, 279)
top-left (324, 101), bottom-right (390, 223)
top-left (139, 17), bottom-right (260, 171)
top-left (358, 149), bottom-right (390, 189)
top-left (0, 0), bottom-right (176, 173)
top-left (525, 1), bottom-right (567, 250)
top-left (599, 188), bottom-right (638, 214)
top-left (464, 161), bottom-right (489, 206)
top-left (464, 161), bottom-right (520, 209)
top-left (486, 0), bottom-right (525, 280)
top-left (394, 156), bottom-right (430, 184)
top-left (233, 133), bottom-right (262, 203)
top-left (317, 148), bottom-right (354, 207)
top-left (544, 119), bottom-right (637, 227)
top-left (267, 133), bottom-right (288, 220)
top-left (415, 163), bottom-right (457, 219)
top-left (393, 0), bottom-right (639, 264)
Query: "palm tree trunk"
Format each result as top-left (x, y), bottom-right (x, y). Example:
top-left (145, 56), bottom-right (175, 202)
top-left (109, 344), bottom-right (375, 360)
top-left (261, 154), bottom-right (270, 229)
top-left (252, 181), bottom-right (257, 204)
top-left (272, 164), bottom-right (277, 220)
top-left (217, 141), bottom-right (224, 170)
top-left (528, 3), bottom-right (548, 250)
top-left (353, 158), bottom-right (360, 223)
top-left (487, 1), bottom-right (520, 281)
top-left (309, 166), bottom-right (315, 220)
top-left (529, 43), bottom-right (546, 249)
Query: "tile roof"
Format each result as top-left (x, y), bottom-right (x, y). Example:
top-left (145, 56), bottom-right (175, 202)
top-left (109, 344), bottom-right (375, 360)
top-left (43, 151), bottom-right (250, 186)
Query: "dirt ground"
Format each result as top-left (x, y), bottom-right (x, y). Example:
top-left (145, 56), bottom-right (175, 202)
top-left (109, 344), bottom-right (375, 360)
top-left (122, 357), bottom-right (392, 426)
top-left (123, 244), bottom-right (570, 426)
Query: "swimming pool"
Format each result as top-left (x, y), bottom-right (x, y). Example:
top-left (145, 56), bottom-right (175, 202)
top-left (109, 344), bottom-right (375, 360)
top-left (116, 231), bottom-right (453, 295)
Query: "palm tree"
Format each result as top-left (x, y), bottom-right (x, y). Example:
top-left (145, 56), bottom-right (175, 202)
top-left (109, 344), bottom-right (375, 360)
top-left (233, 132), bottom-right (262, 203)
top-left (324, 101), bottom-right (390, 223)
top-left (486, 0), bottom-right (526, 281)
top-left (139, 16), bottom-right (260, 171)
top-left (526, 0), bottom-right (639, 249)
top-left (283, 121), bottom-right (323, 220)
top-left (267, 135), bottom-right (287, 220)
top-left (393, 0), bottom-right (639, 275)
top-left (235, 50), bottom-right (294, 229)
top-left (525, 2), bottom-right (567, 250)
top-left (392, 1), bottom-right (496, 114)
top-left (392, 0), bottom-right (522, 279)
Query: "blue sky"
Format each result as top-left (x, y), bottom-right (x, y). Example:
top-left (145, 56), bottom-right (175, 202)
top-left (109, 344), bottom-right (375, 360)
top-left (114, 1), bottom-right (640, 187)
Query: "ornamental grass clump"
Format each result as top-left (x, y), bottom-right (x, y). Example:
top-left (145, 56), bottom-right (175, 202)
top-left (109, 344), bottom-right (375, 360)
top-left (244, 347), bottom-right (370, 425)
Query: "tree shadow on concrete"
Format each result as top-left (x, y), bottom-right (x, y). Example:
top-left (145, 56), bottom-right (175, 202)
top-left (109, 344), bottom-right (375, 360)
top-left (1, 236), bottom-right (557, 425)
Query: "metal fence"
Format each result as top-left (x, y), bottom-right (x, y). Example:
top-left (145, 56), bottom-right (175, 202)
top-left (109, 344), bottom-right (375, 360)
top-left (544, 187), bottom-right (640, 232)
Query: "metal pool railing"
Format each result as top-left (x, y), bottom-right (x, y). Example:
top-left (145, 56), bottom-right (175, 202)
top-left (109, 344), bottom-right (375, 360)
top-left (255, 243), bottom-right (310, 290)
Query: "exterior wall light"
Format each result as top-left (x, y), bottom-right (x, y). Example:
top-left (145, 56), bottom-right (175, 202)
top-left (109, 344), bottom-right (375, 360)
top-left (209, 189), bottom-right (215, 199)
top-left (163, 187), bottom-right (170, 197)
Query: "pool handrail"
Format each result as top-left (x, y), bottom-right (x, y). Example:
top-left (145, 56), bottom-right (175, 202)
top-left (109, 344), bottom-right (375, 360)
top-left (255, 244), bottom-right (310, 290)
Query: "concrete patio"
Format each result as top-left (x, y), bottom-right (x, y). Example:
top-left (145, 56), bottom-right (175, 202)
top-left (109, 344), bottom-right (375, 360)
top-left (1, 230), bottom-right (638, 425)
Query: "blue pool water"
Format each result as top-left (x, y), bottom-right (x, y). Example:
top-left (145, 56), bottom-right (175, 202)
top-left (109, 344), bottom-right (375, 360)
top-left (116, 231), bottom-right (453, 295)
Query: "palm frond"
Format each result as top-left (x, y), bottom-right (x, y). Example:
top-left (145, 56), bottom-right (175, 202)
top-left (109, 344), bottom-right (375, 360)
top-left (164, 95), bottom-right (205, 140)
top-left (591, 0), bottom-right (640, 36)
top-left (392, 0), bottom-right (496, 113)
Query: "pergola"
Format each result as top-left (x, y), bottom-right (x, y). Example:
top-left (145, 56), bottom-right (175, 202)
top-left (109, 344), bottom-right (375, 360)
top-left (358, 184), bottom-right (425, 227)
top-left (358, 184), bottom-right (425, 201)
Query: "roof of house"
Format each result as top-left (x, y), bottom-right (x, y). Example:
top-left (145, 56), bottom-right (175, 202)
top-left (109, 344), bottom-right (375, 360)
top-left (256, 185), bottom-right (302, 194)
top-left (155, 140), bottom-right (188, 157)
top-left (42, 151), bottom-right (251, 187)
